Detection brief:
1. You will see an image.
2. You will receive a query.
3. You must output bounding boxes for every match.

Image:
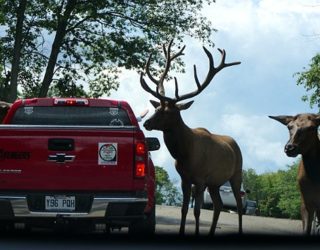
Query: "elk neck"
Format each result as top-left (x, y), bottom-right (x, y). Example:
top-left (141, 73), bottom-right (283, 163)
top-left (162, 115), bottom-right (193, 160)
top-left (301, 139), bottom-right (320, 183)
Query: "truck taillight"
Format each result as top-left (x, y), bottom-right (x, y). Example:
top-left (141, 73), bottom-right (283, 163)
top-left (135, 163), bottom-right (146, 177)
top-left (135, 141), bottom-right (146, 178)
top-left (136, 142), bottom-right (146, 155)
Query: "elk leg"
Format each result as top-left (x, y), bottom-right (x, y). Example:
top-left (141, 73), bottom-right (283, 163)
top-left (230, 179), bottom-right (243, 234)
top-left (208, 186), bottom-right (222, 236)
top-left (190, 185), bottom-right (195, 208)
top-left (306, 210), bottom-right (314, 235)
top-left (180, 181), bottom-right (191, 235)
top-left (301, 201), bottom-right (313, 235)
top-left (193, 184), bottom-right (205, 236)
top-left (316, 210), bottom-right (320, 225)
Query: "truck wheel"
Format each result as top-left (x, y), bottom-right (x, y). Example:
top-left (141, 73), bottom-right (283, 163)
top-left (128, 205), bottom-right (155, 235)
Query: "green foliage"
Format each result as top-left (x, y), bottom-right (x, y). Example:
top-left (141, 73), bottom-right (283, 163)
top-left (155, 166), bottom-right (182, 206)
top-left (0, 0), bottom-right (216, 101)
top-left (242, 168), bottom-right (260, 202)
top-left (0, 0), bottom-right (5, 24)
top-left (0, 0), bottom-right (48, 101)
top-left (294, 54), bottom-right (320, 111)
top-left (243, 163), bottom-right (301, 219)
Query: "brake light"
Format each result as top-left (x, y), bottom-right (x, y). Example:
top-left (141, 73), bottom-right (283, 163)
top-left (135, 141), bottom-right (147, 178)
top-left (135, 163), bottom-right (146, 177)
top-left (54, 98), bottom-right (89, 106)
top-left (136, 142), bottom-right (146, 155)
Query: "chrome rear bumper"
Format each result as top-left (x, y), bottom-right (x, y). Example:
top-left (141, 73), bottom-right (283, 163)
top-left (0, 195), bottom-right (147, 218)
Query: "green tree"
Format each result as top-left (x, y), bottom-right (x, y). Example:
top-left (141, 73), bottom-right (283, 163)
top-left (277, 163), bottom-right (300, 219)
top-left (0, 0), bottom-right (216, 102)
top-left (243, 168), bottom-right (260, 202)
top-left (294, 54), bottom-right (320, 111)
top-left (244, 162), bottom-right (301, 219)
top-left (0, 0), bottom-right (48, 101)
top-left (0, 0), bottom-right (5, 23)
top-left (258, 172), bottom-right (282, 218)
top-left (155, 166), bottom-right (182, 206)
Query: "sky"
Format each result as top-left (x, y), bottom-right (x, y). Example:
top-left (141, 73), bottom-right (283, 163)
top-left (110, 0), bottom-right (320, 182)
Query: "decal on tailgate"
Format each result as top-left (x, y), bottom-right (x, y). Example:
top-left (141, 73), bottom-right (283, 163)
top-left (0, 149), bottom-right (30, 160)
top-left (98, 143), bottom-right (117, 165)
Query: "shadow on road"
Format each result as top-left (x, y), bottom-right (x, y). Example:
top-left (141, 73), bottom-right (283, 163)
top-left (1, 229), bottom-right (320, 250)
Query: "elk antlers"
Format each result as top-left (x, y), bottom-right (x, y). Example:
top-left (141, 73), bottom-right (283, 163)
top-left (140, 39), bottom-right (241, 104)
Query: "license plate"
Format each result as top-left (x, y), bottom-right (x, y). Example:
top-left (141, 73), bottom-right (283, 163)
top-left (45, 195), bottom-right (76, 211)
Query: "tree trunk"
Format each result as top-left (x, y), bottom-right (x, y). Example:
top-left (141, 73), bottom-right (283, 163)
top-left (7, 0), bottom-right (27, 103)
top-left (38, 0), bottom-right (77, 97)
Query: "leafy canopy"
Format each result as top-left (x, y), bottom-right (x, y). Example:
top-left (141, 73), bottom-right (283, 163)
top-left (0, 0), bottom-right (216, 101)
top-left (294, 54), bottom-right (320, 111)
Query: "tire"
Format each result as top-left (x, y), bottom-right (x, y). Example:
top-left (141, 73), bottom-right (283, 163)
top-left (128, 205), bottom-right (155, 235)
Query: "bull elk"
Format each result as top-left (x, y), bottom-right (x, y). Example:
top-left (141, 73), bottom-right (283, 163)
top-left (140, 40), bottom-right (243, 235)
top-left (269, 114), bottom-right (320, 235)
top-left (0, 101), bottom-right (12, 123)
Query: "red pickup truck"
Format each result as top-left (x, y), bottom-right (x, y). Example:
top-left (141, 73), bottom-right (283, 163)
top-left (0, 98), bottom-right (159, 234)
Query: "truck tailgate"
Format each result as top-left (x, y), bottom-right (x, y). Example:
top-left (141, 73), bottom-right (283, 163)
top-left (0, 126), bottom-right (136, 191)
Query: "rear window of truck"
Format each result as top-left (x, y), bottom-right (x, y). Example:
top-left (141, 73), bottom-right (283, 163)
top-left (10, 106), bottom-right (132, 126)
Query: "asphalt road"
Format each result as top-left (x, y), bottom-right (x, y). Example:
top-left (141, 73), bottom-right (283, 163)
top-left (156, 205), bottom-right (302, 235)
top-left (1, 205), bottom-right (319, 250)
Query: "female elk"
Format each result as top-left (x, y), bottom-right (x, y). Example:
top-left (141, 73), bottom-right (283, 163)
top-left (140, 40), bottom-right (243, 235)
top-left (269, 114), bottom-right (320, 235)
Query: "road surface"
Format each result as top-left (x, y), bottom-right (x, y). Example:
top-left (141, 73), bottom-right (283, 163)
top-left (2, 205), bottom-right (319, 250)
top-left (156, 205), bottom-right (302, 235)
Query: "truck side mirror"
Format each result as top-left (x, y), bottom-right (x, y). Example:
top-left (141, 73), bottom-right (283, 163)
top-left (146, 137), bottom-right (160, 151)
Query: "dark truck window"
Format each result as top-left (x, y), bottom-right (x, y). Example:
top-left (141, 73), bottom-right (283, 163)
top-left (10, 106), bottom-right (132, 126)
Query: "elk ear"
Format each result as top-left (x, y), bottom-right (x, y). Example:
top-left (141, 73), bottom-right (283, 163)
top-left (177, 100), bottom-right (194, 110)
top-left (150, 100), bottom-right (161, 109)
top-left (269, 115), bottom-right (293, 126)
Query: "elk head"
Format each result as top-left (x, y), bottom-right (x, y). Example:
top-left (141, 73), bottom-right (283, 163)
top-left (140, 39), bottom-right (241, 132)
top-left (269, 114), bottom-right (320, 157)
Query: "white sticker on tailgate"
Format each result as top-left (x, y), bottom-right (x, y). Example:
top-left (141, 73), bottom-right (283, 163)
top-left (98, 143), bottom-right (117, 165)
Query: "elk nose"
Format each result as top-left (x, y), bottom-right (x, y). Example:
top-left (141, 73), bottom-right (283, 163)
top-left (284, 144), bottom-right (297, 154)
top-left (285, 144), bottom-right (295, 151)
top-left (143, 120), bottom-right (152, 131)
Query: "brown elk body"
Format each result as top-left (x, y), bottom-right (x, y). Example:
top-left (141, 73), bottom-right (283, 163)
top-left (0, 101), bottom-right (12, 123)
top-left (269, 114), bottom-right (320, 235)
top-left (140, 40), bottom-right (243, 235)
